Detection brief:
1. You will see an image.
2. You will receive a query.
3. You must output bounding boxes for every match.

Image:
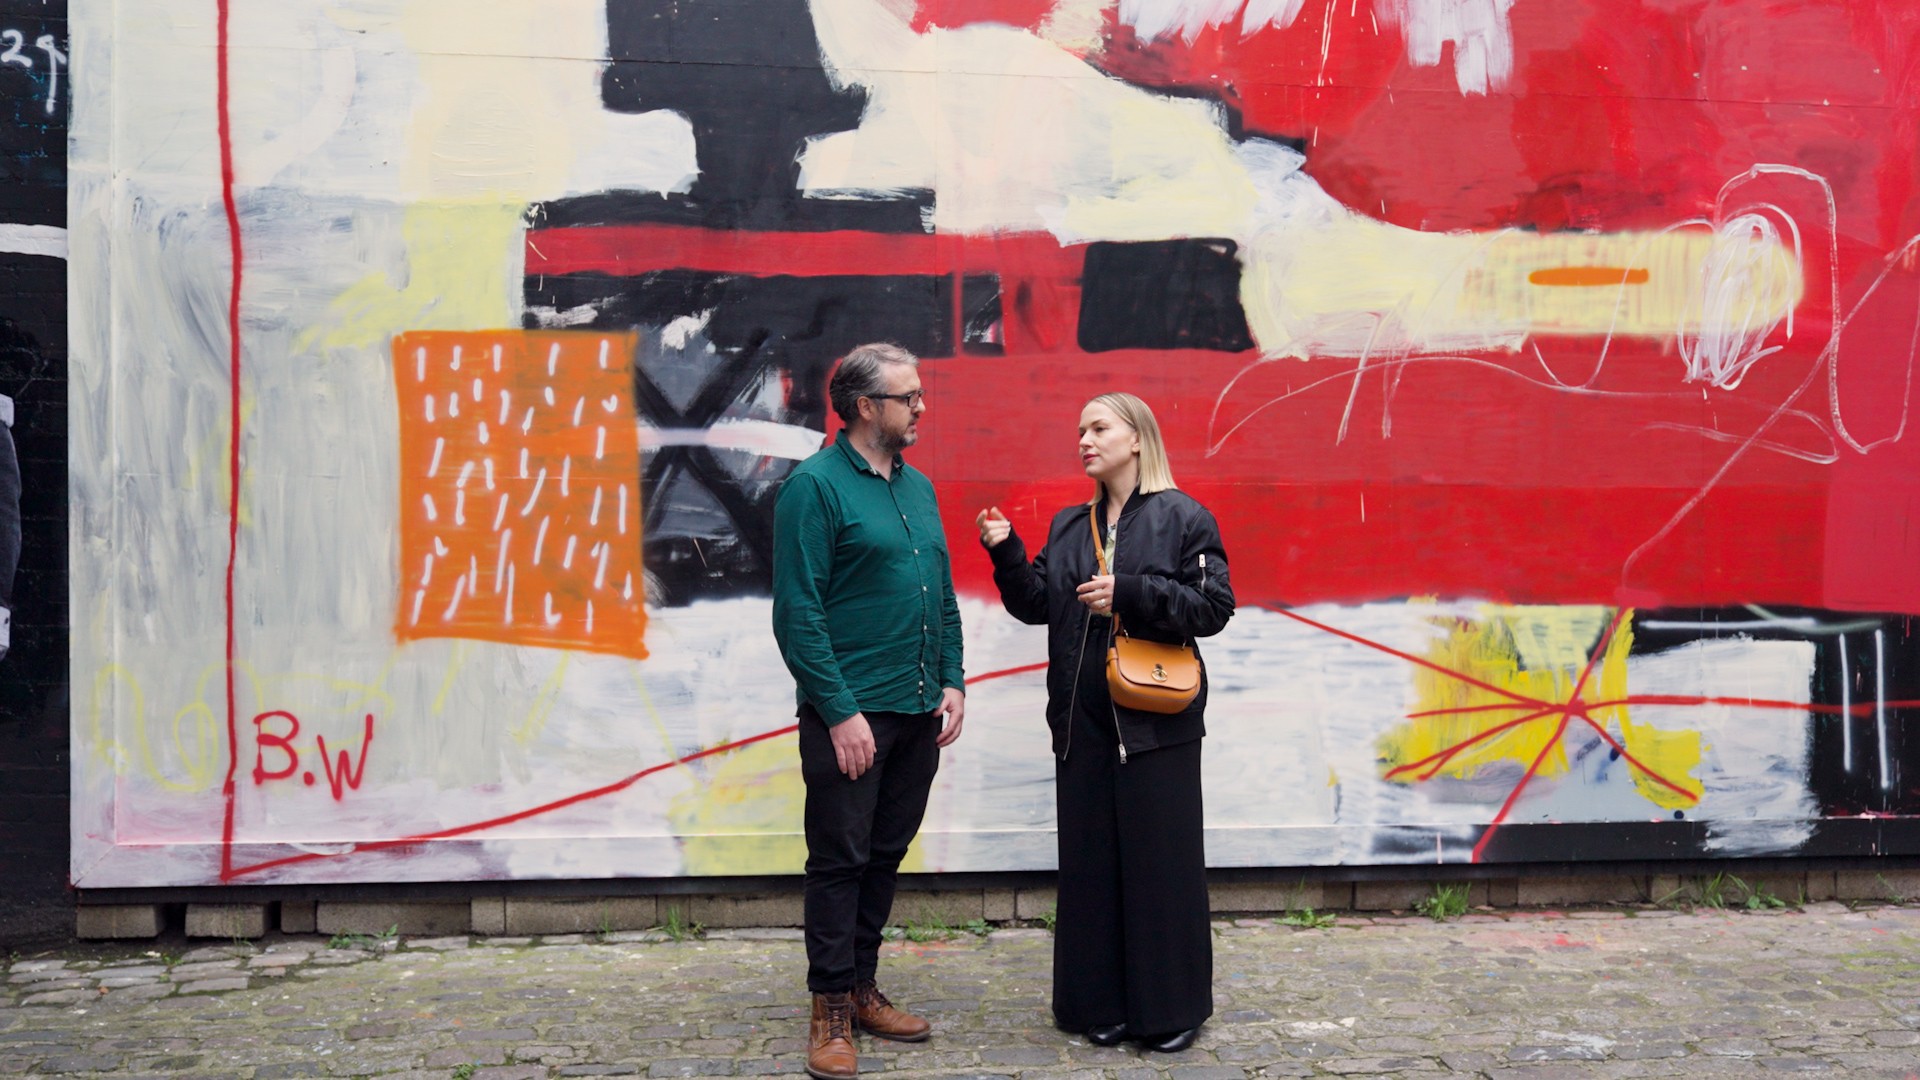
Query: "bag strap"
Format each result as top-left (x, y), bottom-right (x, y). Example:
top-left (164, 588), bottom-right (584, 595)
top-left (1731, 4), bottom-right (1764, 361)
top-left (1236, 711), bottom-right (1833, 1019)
top-left (1090, 508), bottom-right (1132, 640)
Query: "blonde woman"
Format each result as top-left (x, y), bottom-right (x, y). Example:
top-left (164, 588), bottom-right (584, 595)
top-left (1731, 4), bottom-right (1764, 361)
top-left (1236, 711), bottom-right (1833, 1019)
top-left (975, 392), bottom-right (1235, 1052)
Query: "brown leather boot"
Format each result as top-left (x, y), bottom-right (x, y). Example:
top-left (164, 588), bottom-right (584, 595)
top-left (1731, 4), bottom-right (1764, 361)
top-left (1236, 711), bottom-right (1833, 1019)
top-left (806, 991), bottom-right (859, 1079)
top-left (853, 979), bottom-right (931, 1042)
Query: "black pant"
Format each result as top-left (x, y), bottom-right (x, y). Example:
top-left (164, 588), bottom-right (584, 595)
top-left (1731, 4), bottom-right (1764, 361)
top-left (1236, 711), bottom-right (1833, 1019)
top-left (798, 703), bottom-right (940, 993)
top-left (1052, 716), bottom-right (1212, 1035)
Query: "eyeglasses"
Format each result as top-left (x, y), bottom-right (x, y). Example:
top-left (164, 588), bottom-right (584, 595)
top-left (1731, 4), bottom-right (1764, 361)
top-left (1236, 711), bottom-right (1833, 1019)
top-left (866, 390), bottom-right (925, 407)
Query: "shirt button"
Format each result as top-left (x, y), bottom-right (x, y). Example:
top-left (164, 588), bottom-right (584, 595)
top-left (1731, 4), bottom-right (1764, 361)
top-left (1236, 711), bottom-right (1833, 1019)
top-left (922, 586), bottom-right (928, 592)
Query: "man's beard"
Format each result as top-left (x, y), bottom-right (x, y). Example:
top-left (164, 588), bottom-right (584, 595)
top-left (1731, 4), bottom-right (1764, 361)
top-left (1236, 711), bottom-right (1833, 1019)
top-left (874, 422), bottom-right (915, 455)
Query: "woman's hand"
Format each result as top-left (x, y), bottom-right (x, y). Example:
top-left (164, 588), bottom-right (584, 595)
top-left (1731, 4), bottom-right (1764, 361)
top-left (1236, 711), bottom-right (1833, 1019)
top-left (1076, 574), bottom-right (1116, 613)
top-left (976, 506), bottom-right (1011, 548)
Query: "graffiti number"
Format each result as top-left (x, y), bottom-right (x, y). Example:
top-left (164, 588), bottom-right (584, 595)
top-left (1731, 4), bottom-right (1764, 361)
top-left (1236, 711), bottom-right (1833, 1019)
top-left (34, 35), bottom-right (64, 115)
top-left (0, 30), bottom-right (26, 69)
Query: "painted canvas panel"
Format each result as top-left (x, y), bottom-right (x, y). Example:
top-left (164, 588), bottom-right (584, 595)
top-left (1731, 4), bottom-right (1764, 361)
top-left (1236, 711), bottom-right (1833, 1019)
top-left (71, 0), bottom-right (1920, 886)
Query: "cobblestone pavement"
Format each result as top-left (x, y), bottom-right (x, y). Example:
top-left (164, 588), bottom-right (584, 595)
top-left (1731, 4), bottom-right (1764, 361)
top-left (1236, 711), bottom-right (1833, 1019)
top-left (6, 902), bottom-right (1920, 1079)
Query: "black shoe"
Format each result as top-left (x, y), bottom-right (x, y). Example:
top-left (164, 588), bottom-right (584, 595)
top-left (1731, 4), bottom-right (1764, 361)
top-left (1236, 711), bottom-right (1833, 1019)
top-left (1085, 1023), bottom-right (1128, 1047)
top-left (1142, 1026), bottom-right (1200, 1053)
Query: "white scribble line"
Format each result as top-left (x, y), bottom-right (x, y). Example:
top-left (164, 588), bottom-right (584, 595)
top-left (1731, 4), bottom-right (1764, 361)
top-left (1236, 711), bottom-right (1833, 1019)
top-left (1839, 632), bottom-right (1853, 774)
top-left (1875, 629), bottom-right (1890, 792)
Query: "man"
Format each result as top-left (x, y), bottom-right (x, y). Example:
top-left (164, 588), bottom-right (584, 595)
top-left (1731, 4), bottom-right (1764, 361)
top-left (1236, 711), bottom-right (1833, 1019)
top-left (772, 343), bottom-right (966, 1080)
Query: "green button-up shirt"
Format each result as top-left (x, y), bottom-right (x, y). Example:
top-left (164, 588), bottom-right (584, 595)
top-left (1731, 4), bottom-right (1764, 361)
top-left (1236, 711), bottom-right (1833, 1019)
top-left (771, 431), bottom-right (964, 726)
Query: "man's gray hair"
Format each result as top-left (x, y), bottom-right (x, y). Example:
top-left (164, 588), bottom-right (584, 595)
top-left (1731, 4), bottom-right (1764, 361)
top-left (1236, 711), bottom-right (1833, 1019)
top-left (828, 343), bottom-right (920, 425)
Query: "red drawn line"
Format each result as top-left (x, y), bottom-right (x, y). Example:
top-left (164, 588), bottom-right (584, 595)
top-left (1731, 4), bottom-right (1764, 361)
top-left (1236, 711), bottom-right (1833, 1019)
top-left (1414, 694), bottom-right (1920, 719)
top-left (1472, 714), bottom-right (1573, 863)
top-left (216, 0), bottom-right (245, 884)
top-left (1384, 708), bottom-right (1560, 781)
top-left (222, 661), bottom-right (1049, 880)
top-left (1257, 604), bottom-right (1553, 709)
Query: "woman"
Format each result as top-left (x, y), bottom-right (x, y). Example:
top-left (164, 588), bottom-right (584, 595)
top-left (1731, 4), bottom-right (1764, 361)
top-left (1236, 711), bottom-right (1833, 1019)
top-left (975, 392), bottom-right (1234, 1052)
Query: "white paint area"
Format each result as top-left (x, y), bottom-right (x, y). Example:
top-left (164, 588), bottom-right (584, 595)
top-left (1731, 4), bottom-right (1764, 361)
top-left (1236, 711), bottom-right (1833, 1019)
top-left (637, 419), bottom-right (826, 462)
top-left (802, 0), bottom-right (1257, 240)
top-left (0, 224), bottom-right (67, 258)
top-left (1116, 0), bottom-right (1517, 95)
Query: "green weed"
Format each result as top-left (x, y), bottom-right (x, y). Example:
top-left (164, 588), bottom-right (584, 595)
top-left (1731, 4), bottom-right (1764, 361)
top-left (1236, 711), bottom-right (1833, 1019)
top-left (657, 905), bottom-right (703, 942)
top-left (450, 1064), bottom-right (478, 1080)
top-left (1276, 908), bottom-right (1337, 930)
top-left (1414, 883), bottom-right (1470, 922)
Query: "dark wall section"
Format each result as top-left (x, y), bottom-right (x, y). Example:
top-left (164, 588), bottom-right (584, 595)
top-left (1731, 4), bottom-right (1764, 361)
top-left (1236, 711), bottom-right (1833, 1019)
top-left (0, 0), bottom-right (69, 948)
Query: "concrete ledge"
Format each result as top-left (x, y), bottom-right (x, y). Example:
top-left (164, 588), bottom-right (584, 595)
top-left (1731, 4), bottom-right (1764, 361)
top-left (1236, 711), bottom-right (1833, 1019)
top-left (1354, 880), bottom-right (1490, 911)
top-left (503, 897), bottom-right (658, 935)
top-left (1014, 888), bottom-right (1056, 921)
top-left (686, 893), bottom-right (802, 929)
top-left (889, 890), bottom-right (985, 927)
top-left (185, 903), bottom-right (269, 939)
top-left (471, 897), bottom-right (506, 936)
top-left (280, 900), bottom-right (317, 934)
top-left (1836, 869), bottom-right (1920, 902)
top-left (315, 901), bottom-right (469, 936)
top-left (75, 904), bottom-right (164, 940)
top-left (1517, 876), bottom-right (1649, 907)
top-left (1211, 880), bottom-right (1322, 914)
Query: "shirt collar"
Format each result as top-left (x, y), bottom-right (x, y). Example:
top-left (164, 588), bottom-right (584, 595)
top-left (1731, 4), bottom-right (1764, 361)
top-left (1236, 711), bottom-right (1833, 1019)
top-left (834, 429), bottom-right (904, 478)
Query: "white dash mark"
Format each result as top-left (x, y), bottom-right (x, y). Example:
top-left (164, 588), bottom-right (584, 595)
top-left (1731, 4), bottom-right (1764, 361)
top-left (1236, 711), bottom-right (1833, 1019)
top-left (1840, 633), bottom-right (1853, 773)
top-left (495, 530), bottom-right (512, 593)
top-left (448, 392), bottom-right (459, 418)
top-left (410, 588), bottom-right (426, 626)
top-left (420, 552), bottom-right (435, 587)
top-left (457, 461), bottom-right (475, 488)
top-left (618, 485), bottom-right (629, 534)
top-left (518, 447), bottom-right (530, 479)
top-left (521, 468), bottom-right (548, 516)
top-left (504, 564), bottom-right (516, 625)
top-left (602, 395), bottom-right (618, 413)
top-left (484, 458), bottom-right (496, 490)
top-left (572, 397), bottom-right (585, 427)
top-left (591, 485), bottom-right (604, 526)
top-left (442, 575), bottom-right (466, 621)
top-left (428, 437), bottom-right (445, 478)
top-left (533, 516), bottom-right (551, 564)
top-left (595, 426), bottom-right (606, 460)
top-left (425, 395), bottom-right (436, 422)
top-left (1875, 629), bottom-right (1890, 791)
top-left (562, 534), bottom-right (577, 570)
top-left (423, 494), bottom-right (438, 522)
top-left (544, 592), bottom-right (561, 626)
top-left (544, 385), bottom-right (556, 407)
top-left (451, 344), bottom-right (462, 371)
top-left (595, 542), bottom-right (609, 589)
top-left (598, 338), bottom-right (610, 369)
top-left (499, 389), bottom-right (512, 425)
top-left (472, 377), bottom-right (483, 402)
top-left (469, 554), bottom-right (478, 591)
top-left (477, 421), bottom-right (490, 445)
top-left (560, 456), bottom-right (572, 496)
top-left (415, 346), bottom-right (427, 382)
top-left (586, 599), bottom-right (594, 635)
top-left (492, 493), bottom-right (509, 531)
top-left (433, 536), bottom-right (449, 557)
top-left (547, 341), bottom-right (561, 377)
top-left (453, 489), bottom-right (466, 525)
top-left (623, 572), bottom-right (633, 600)
top-left (522, 406), bottom-right (535, 435)
top-left (492, 343), bottom-right (502, 372)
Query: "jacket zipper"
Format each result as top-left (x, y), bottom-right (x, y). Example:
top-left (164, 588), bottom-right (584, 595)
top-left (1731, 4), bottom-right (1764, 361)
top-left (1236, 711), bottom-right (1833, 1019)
top-left (1062, 606), bottom-right (1091, 761)
top-left (1108, 506), bottom-right (1129, 764)
top-left (1200, 552), bottom-right (1207, 586)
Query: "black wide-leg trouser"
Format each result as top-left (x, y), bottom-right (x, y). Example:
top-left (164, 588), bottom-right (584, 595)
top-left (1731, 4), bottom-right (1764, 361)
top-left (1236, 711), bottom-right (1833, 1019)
top-left (1051, 715), bottom-right (1212, 1036)
top-left (798, 703), bottom-right (940, 993)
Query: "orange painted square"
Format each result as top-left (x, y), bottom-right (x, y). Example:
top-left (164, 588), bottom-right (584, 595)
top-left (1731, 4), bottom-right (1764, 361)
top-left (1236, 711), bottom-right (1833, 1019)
top-left (392, 330), bottom-right (648, 659)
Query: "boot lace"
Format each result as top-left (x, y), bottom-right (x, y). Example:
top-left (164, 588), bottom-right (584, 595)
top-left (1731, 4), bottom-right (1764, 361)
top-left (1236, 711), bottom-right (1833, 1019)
top-left (824, 996), bottom-right (856, 1041)
top-left (856, 982), bottom-right (893, 1012)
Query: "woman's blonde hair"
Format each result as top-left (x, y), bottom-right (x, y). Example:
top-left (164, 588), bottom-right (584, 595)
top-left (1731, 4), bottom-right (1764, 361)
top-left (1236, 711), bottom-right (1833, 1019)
top-left (1085, 392), bottom-right (1177, 504)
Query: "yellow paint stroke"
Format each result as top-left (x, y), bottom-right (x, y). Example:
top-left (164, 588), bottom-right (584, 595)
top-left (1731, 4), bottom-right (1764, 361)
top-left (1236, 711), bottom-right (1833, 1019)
top-left (430, 642), bottom-right (466, 716)
top-left (1377, 605), bottom-right (1702, 811)
top-left (632, 666), bottom-right (698, 783)
top-left (300, 202), bottom-right (524, 353)
top-left (667, 738), bottom-right (808, 876)
top-left (510, 652), bottom-right (571, 746)
top-left (87, 665), bottom-right (134, 771)
top-left (1529, 267), bottom-right (1651, 287)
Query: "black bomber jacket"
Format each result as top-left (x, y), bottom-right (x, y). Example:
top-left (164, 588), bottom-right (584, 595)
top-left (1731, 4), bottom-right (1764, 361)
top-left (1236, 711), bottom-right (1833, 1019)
top-left (984, 488), bottom-right (1235, 760)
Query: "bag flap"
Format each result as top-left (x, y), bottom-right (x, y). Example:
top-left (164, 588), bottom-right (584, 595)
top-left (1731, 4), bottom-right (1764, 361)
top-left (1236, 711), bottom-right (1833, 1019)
top-left (1109, 637), bottom-right (1200, 693)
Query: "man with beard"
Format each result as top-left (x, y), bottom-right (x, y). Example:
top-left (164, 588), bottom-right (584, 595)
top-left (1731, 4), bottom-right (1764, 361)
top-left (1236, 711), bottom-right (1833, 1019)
top-left (771, 342), bottom-right (967, 1079)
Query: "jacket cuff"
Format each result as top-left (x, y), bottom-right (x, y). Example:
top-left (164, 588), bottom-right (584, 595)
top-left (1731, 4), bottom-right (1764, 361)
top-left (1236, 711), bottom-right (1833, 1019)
top-left (1111, 572), bottom-right (1146, 620)
top-left (984, 530), bottom-right (1025, 565)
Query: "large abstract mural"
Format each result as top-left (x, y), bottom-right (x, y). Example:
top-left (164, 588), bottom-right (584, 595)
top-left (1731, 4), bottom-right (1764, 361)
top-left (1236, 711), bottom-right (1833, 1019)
top-left (72, 0), bottom-right (1920, 886)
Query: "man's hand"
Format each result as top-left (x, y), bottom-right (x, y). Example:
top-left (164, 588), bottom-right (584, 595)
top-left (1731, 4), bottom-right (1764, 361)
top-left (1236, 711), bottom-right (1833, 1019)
top-left (935, 687), bottom-right (966, 748)
top-left (830, 712), bottom-right (877, 779)
top-left (975, 506), bottom-right (1010, 548)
